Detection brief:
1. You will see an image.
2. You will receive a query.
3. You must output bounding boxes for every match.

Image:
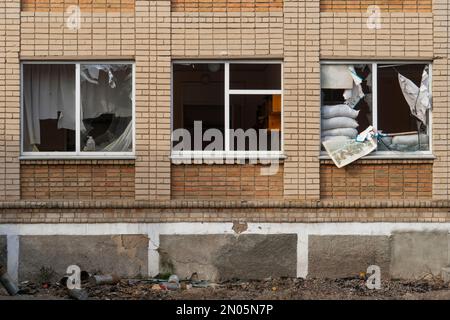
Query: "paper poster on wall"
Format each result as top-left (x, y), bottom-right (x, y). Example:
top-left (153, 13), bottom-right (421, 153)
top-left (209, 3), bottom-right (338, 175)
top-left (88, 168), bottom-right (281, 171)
top-left (322, 136), bottom-right (377, 168)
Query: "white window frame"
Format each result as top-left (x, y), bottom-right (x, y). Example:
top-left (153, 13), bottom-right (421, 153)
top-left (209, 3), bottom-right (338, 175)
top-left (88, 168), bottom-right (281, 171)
top-left (20, 61), bottom-right (136, 160)
top-left (171, 60), bottom-right (284, 161)
top-left (319, 60), bottom-right (434, 159)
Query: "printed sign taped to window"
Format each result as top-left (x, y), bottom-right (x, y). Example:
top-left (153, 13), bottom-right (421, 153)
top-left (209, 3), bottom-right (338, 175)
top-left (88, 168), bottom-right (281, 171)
top-left (322, 137), bottom-right (377, 168)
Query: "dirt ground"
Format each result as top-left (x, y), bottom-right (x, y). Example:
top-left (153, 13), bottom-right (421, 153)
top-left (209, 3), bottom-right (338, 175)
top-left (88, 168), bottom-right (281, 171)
top-left (2, 277), bottom-right (450, 300)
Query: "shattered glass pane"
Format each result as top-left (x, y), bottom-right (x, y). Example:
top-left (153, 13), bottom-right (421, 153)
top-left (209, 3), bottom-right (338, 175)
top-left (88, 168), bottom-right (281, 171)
top-left (80, 64), bottom-right (133, 152)
top-left (377, 64), bottom-right (430, 152)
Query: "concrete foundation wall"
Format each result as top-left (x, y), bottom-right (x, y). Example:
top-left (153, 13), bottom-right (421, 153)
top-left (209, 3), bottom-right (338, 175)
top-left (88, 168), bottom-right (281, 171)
top-left (390, 231), bottom-right (450, 279)
top-left (0, 223), bottom-right (450, 283)
top-left (159, 234), bottom-right (297, 282)
top-left (308, 235), bottom-right (391, 279)
top-left (18, 235), bottom-right (149, 282)
top-left (0, 236), bottom-right (6, 267)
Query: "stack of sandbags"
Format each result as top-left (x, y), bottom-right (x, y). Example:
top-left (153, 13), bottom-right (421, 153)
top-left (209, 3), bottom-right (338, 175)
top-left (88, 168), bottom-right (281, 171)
top-left (390, 134), bottom-right (429, 151)
top-left (321, 104), bottom-right (359, 143)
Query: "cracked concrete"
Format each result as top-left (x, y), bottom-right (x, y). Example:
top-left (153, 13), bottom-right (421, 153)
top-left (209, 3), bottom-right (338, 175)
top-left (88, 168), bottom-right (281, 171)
top-left (159, 234), bottom-right (297, 281)
top-left (18, 235), bottom-right (149, 282)
top-left (232, 221), bottom-right (248, 234)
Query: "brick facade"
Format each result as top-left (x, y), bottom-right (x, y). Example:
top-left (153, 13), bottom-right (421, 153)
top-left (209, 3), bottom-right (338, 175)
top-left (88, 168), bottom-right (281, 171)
top-left (320, 160), bottom-right (433, 200)
top-left (20, 161), bottom-right (135, 200)
top-left (171, 164), bottom-right (283, 200)
top-left (0, 0), bottom-right (449, 221)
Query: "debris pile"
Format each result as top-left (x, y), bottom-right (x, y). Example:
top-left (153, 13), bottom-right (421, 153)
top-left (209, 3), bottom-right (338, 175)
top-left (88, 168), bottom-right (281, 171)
top-left (2, 271), bottom-right (450, 300)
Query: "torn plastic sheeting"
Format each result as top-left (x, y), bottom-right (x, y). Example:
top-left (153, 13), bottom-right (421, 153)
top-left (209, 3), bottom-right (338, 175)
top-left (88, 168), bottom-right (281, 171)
top-left (80, 64), bottom-right (130, 88)
top-left (348, 66), bottom-right (363, 85)
top-left (321, 65), bottom-right (354, 89)
top-left (343, 82), bottom-right (365, 108)
top-left (398, 65), bottom-right (431, 125)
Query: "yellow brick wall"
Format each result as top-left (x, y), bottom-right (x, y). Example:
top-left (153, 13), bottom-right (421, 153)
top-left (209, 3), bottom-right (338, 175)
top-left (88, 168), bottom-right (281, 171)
top-left (0, 0), bottom-right (21, 201)
top-left (0, 0), bottom-right (449, 203)
top-left (21, 0), bottom-right (135, 12)
top-left (283, 0), bottom-right (321, 200)
top-left (171, 8), bottom-right (283, 57)
top-left (320, 12), bottom-right (433, 58)
top-left (431, 0), bottom-right (449, 200)
top-left (18, 0), bottom-right (171, 201)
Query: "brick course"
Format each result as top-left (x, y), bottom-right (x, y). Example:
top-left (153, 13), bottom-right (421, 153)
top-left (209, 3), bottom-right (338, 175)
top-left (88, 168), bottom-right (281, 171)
top-left (171, 0), bottom-right (283, 12)
top-left (320, 0), bottom-right (432, 13)
top-left (1, 200), bottom-right (450, 223)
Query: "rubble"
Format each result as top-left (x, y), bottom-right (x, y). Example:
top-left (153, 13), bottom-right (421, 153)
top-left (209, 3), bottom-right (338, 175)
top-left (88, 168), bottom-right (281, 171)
top-left (4, 275), bottom-right (450, 300)
top-left (89, 274), bottom-right (120, 285)
top-left (68, 288), bottom-right (89, 300)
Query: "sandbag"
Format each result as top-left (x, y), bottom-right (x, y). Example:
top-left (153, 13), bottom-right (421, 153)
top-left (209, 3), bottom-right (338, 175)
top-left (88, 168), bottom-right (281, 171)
top-left (392, 134), bottom-right (428, 146)
top-left (390, 143), bottom-right (429, 152)
top-left (321, 128), bottom-right (358, 138)
top-left (321, 117), bottom-right (359, 131)
top-left (322, 136), bottom-right (352, 143)
top-left (322, 104), bottom-right (360, 119)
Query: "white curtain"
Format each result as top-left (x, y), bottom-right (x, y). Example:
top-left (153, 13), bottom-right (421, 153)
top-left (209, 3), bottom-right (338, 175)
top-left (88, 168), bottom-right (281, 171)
top-left (23, 64), bottom-right (75, 146)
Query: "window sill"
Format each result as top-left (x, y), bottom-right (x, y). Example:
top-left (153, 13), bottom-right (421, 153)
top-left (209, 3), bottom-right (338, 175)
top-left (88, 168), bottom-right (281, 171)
top-left (319, 152), bottom-right (435, 161)
top-left (20, 155), bottom-right (136, 161)
top-left (170, 151), bottom-right (286, 164)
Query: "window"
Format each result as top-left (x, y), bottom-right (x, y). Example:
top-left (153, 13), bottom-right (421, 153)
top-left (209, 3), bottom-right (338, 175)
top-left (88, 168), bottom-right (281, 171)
top-left (320, 61), bottom-right (432, 156)
top-left (21, 62), bottom-right (135, 158)
top-left (172, 61), bottom-right (282, 159)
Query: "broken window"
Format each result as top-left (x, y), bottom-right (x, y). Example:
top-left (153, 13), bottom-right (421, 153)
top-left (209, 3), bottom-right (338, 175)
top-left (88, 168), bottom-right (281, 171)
top-left (22, 62), bottom-right (134, 156)
top-left (172, 62), bottom-right (282, 155)
top-left (80, 64), bottom-right (133, 152)
top-left (377, 64), bottom-right (430, 152)
top-left (320, 62), bottom-right (431, 156)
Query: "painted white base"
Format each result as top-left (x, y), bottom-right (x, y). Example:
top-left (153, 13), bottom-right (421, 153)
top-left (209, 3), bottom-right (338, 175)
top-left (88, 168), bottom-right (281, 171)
top-left (2, 222), bottom-right (450, 282)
